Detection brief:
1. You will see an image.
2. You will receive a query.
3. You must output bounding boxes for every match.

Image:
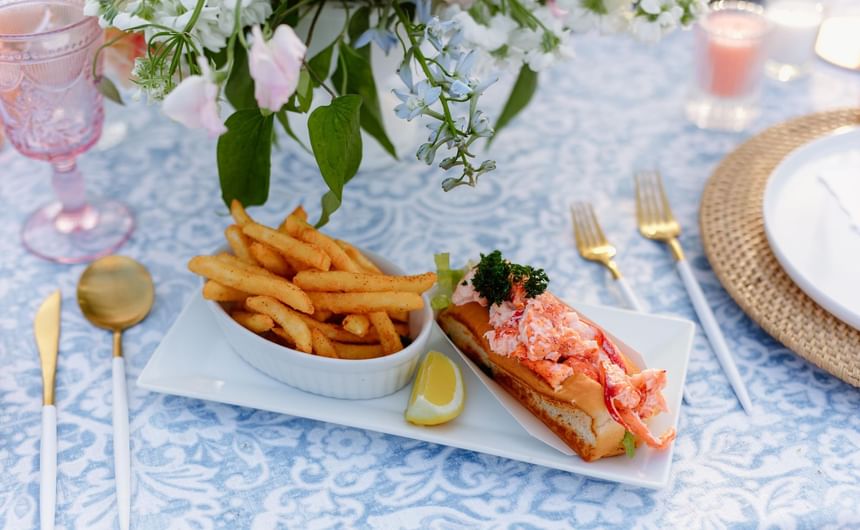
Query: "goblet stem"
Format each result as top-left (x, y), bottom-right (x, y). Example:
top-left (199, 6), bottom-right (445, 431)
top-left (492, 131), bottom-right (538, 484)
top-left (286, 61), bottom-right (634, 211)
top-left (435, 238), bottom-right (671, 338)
top-left (50, 157), bottom-right (98, 233)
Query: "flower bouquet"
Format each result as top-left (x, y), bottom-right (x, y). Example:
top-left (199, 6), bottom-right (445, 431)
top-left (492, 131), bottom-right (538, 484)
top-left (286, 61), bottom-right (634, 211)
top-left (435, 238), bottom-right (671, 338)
top-left (87, 0), bottom-right (703, 224)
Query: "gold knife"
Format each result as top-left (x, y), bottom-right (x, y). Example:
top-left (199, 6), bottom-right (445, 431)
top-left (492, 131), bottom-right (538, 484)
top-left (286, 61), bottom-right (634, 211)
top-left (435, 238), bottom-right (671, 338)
top-left (34, 290), bottom-right (60, 530)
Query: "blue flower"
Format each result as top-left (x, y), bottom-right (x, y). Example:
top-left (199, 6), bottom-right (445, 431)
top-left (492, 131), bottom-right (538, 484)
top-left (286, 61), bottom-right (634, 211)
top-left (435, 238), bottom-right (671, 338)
top-left (353, 28), bottom-right (398, 54)
top-left (415, 0), bottom-right (432, 24)
top-left (393, 81), bottom-right (441, 121)
top-left (449, 80), bottom-right (472, 98)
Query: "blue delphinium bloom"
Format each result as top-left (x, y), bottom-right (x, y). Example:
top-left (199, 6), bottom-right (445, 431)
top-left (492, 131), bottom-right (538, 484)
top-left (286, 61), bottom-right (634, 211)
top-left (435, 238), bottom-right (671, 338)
top-left (394, 81), bottom-right (442, 121)
top-left (354, 28), bottom-right (398, 54)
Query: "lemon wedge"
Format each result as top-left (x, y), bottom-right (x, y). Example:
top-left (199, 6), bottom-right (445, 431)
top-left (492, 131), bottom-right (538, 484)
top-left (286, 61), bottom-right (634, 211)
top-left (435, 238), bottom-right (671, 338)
top-left (405, 351), bottom-right (465, 426)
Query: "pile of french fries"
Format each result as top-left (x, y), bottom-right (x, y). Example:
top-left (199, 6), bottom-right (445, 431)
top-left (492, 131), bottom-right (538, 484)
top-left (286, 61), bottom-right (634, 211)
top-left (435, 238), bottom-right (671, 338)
top-left (188, 201), bottom-right (437, 360)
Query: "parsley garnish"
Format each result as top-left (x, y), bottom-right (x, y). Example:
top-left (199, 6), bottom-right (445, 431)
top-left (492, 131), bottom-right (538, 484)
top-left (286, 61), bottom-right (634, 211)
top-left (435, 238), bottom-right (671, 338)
top-left (471, 250), bottom-right (549, 306)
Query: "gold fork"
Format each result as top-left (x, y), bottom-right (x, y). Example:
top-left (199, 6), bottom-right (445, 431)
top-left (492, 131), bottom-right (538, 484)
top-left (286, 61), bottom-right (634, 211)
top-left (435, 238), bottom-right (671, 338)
top-left (571, 202), bottom-right (643, 311)
top-left (635, 170), bottom-right (754, 414)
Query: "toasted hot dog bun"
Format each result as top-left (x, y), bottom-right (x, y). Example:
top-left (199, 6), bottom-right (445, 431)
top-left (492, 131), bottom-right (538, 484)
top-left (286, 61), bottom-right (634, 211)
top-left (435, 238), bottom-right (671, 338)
top-left (438, 302), bottom-right (638, 462)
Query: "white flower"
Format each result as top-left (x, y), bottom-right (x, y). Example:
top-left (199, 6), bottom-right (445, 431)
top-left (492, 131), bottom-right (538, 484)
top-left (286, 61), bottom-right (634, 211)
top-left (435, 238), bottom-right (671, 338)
top-left (560, 0), bottom-right (629, 33)
top-left (89, 0), bottom-right (272, 52)
top-left (248, 24), bottom-right (306, 112)
top-left (162, 59), bottom-right (226, 137)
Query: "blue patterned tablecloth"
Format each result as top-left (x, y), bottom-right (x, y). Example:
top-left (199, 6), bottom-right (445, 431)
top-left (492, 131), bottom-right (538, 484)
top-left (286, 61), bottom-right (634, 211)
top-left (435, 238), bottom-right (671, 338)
top-left (2, 29), bottom-right (860, 529)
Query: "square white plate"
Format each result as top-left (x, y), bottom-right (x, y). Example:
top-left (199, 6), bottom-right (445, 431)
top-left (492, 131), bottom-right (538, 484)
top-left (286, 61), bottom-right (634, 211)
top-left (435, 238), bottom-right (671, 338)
top-left (138, 293), bottom-right (695, 489)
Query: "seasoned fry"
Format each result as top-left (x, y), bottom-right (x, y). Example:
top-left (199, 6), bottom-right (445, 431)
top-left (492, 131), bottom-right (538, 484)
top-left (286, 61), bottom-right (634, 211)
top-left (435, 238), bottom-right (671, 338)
top-left (249, 242), bottom-right (293, 277)
top-left (203, 280), bottom-right (249, 302)
top-left (215, 252), bottom-right (276, 277)
top-left (389, 310), bottom-right (409, 323)
top-left (295, 312), bottom-right (379, 344)
top-left (310, 309), bottom-right (333, 322)
top-left (307, 291), bottom-right (424, 314)
top-left (283, 216), bottom-right (362, 272)
top-left (246, 296), bottom-right (312, 353)
top-left (342, 314), bottom-right (370, 336)
top-left (188, 256), bottom-right (313, 314)
top-left (293, 271), bottom-right (436, 293)
top-left (225, 224), bottom-right (257, 264)
top-left (231, 311), bottom-right (274, 333)
top-left (336, 240), bottom-right (382, 274)
top-left (271, 327), bottom-right (295, 347)
top-left (368, 311), bottom-right (402, 354)
top-left (311, 328), bottom-right (339, 358)
top-left (242, 222), bottom-right (331, 271)
top-left (230, 199), bottom-right (254, 227)
top-left (332, 342), bottom-right (385, 360)
top-left (394, 321), bottom-right (409, 337)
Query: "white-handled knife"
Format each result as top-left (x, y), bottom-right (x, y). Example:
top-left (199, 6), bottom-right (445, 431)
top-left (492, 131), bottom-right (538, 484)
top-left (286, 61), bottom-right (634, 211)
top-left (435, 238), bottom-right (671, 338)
top-left (34, 290), bottom-right (61, 530)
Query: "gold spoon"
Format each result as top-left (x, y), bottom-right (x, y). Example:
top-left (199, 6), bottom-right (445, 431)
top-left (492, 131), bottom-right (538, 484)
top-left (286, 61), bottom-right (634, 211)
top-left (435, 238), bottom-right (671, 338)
top-left (77, 255), bottom-right (154, 530)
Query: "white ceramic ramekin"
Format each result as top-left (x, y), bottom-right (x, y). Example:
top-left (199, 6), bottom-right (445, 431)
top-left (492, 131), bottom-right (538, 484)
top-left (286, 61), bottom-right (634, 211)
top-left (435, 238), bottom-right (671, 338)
top-left (206, 248), bottom-right (432, 399)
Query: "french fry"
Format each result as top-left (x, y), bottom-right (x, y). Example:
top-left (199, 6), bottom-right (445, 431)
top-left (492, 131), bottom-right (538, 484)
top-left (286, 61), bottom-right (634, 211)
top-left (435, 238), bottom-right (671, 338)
top-left (246, 296), bottom-right (312, 353)
top-left (242, 222), bottom-right (331, 271)
top-left (225, 224), bottom-right (257, 264)
top-left (202, 280), bottom-right (249, 302)
top-left (283, 215), bottom-right (362, 272)
top-left (368, 311), bottom-right (402, 354)
top-left (215, 252), bottom-right (277, 277)
top-left (230, 199), bottom-right (254, 227)
top-left (271, 327), bottom-right (295, 347)
top-left (188, 256), bottom-right (313, 314)
top-left (394, 321), bottom-right (409, 337)
top-left (389, 311), bottom-right (409, 323)
top-left (294, 312), bottom-right (379, 344)
top-left (293, 271), bottom-right (436, 293)
top-left (249, 242), bottom-right (293, 277)
top-left (231, 311), bottom-right (274, 333)
top-left (310, 309), bottom-right (333, 322)
top-left (342, 314), bottom-right (370, 336)
top-left (336, 240), bottom-right (382, 274)
top-left (307, 291), bottom-right (424, 314)
top-left (311, 328), bottom-right (339, 358)
top-left (278, 206), bottom-right (308, 232)
top-left (332, 342), bottom-right (385, 360)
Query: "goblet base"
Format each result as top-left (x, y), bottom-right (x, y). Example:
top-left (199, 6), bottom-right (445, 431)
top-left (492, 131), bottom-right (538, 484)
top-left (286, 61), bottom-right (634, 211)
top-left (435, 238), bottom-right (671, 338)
top-left (22, 198), bottom-right (134, 264)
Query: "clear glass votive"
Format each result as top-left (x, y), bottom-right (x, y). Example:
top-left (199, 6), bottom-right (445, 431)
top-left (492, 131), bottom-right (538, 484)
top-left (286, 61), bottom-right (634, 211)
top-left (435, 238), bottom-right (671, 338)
top-left (685, 1), bottom-right (770, 132)
top-left (765, 0), bottom-right (824, 81)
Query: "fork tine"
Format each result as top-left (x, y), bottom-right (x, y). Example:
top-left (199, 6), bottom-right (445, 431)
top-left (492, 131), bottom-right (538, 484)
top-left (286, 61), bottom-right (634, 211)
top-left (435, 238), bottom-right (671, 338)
top-left (646, 171), bottom-right (663, 223)
top-left (634, 171), bottom-right (651, 226)
top-left (572, 202), bottom-right (593, 248)
top-left (653, 171), bottom-right (676, 223)
top-left (570, 203), bottom-right (586, 248)
top-left (585, 204), bottom-right (608, 245)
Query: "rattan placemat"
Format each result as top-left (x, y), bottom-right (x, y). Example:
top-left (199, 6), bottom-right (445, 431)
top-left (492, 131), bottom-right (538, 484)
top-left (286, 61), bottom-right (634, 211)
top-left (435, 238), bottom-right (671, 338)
top-left (700, 108), bottom-right (860, 388)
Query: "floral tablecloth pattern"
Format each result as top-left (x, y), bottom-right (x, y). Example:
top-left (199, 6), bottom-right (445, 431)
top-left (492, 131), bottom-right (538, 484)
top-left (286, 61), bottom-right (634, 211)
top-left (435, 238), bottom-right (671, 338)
top-left (2, 31), bottom-right (860, 529)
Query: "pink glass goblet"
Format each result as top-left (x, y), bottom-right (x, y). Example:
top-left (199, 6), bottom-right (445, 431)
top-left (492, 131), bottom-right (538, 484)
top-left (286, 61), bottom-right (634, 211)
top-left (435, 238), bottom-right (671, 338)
top-left (0, 0), bottom-right (133, 263)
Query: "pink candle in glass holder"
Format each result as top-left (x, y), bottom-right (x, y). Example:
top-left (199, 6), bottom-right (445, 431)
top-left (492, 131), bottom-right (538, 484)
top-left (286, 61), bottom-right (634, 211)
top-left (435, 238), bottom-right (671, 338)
top-left (696, 4), bottom-right (769, 99)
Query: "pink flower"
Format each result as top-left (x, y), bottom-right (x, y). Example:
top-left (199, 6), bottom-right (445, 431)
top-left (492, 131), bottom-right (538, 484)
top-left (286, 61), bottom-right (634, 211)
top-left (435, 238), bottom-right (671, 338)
top-left (162, 59), bottom-right (226, 137)
top-left (248, 24), bottom-right (306, 112)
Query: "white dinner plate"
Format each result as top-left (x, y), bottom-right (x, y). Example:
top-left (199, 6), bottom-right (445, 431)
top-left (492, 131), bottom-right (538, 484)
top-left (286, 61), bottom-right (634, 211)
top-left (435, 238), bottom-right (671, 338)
top-left (138, 293), bottom-right (694, 489)
top-left (763, 127), bottom-right (860, 331)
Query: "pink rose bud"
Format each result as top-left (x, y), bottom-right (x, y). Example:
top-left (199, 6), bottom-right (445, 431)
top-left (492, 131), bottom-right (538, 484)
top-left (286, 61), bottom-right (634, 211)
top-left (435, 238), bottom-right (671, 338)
top-left (162, 59), bottom-right (226, 137)
top-left (248, 24), bottom-right (307, 112)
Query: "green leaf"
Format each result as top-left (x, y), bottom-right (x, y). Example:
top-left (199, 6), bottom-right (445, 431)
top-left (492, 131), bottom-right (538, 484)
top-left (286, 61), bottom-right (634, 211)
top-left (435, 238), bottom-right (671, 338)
top-left (217, 110), bottom-right (275, 207)
top-left (225, 43), bottom-right (257, 110)
top-left (98, 76), bottom-right (124, 105)
top-left (307, 41), bottom-right (335, 87)
top-left (307, 95), bottom-right (363, 226)
top-left (287, 69), bottom-right (313, 113)
top-left (491, 65), bottom-right (538, 144)
top-left (348, 6), bottom-right (371, 56)
top-left (275, 110), bottom-right (311, 155)
top-left (332, 42), bottom-right (397, 158)
top-left (622, 431), bottom-right (636, 458)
